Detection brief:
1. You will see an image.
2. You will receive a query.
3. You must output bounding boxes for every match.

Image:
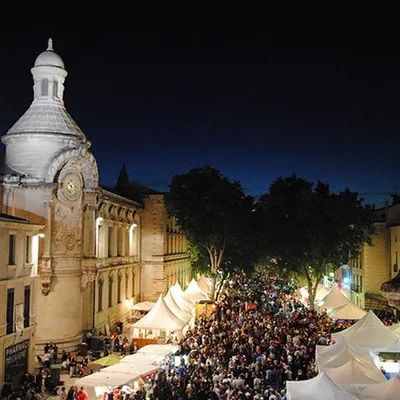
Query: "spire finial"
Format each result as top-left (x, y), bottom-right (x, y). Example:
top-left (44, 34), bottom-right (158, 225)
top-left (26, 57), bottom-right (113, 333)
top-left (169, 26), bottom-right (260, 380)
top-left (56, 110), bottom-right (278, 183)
top-left (47, 38), bottom-right (53, 51)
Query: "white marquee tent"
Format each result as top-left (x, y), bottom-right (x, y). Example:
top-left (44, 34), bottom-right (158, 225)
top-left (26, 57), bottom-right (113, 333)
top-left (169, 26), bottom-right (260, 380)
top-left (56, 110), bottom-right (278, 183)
top-left (170, 283), bottom-right (195, 313)
top-left (324, 358), bottom-right (385, 385)
top-left (286, 372), bottom-right (359, 400)
top-left (131, 295), bottom-right (187, 337)
top-left (299, 284), bottom-right (330, 304)
top-left (197, 275), bottom-right (212, 295)
top-left (357, 375), bottom-right (400, 400)
top-left (389, 321), bottom-right (400, 338)
top-left (318, 285), bottom-right (351, 311)
top-left (316, 343), bottom-right (373, 372)
top-left (164, 289), bottom-right (192, 322)
top-left (183, 278), bottom-right (209, 302)
top-left (332, 310), bottom-right (398, 350)
top-left (120, 352), bottom-right (165, 364)
top-left (100, 361), bottom-right (158, 377)
top-left (329, 302), bottom-right (367, 320)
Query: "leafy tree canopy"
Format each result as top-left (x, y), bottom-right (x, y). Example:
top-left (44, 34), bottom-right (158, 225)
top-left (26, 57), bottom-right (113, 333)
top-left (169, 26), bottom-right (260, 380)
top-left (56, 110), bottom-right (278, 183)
top-left (257, 173), bottom-right (375, 306)
top-left (166, 165), bottom-right (260, 298)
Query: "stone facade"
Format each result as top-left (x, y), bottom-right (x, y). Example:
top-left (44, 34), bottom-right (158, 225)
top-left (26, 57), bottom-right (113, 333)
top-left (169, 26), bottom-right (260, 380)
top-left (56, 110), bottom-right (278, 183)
top-left (0, 214), bottom-right (43, 386)
top-left (0, 40), bottom-right (191, 353)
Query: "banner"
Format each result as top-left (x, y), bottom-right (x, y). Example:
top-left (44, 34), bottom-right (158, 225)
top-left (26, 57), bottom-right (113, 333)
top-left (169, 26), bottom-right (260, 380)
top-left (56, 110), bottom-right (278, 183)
top-left (15, 304), bottom-right (24, 333)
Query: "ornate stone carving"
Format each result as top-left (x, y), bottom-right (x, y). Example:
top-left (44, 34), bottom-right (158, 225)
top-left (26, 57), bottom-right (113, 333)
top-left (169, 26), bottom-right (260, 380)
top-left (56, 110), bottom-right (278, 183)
top-left (38, 257), bottom-right (53, 295)
top-left (52, 200), bottom-right (82, 255)
top-left (81, 264), bottom-right (97, 291)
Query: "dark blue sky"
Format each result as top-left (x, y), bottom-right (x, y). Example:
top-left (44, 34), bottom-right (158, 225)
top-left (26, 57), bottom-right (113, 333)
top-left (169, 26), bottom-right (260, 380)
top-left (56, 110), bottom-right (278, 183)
top-left (0, 2), bottom-right (399, 207)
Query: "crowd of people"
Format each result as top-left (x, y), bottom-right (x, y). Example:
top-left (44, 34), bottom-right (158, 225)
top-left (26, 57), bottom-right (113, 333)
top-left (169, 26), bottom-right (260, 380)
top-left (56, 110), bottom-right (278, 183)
top-left (150, 272), bottom-right (354, 400)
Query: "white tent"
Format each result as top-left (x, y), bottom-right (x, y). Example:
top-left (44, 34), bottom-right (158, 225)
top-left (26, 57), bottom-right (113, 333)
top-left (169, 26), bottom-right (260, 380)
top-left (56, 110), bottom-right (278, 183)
top-left (132, 301), bottom-right (155, 311)
top-left (324, 358), bottom-right (386, 388)
top-left (101, 362), bottom-right (158, 377)
top-left (332, 310), bottom-right (398, 350)
top-left (75, 371), bottom-right (136, 388)
top-left (197, 275), bottom-right (211, 295)
top-left (164, 289), bottom-right (192, 322)
top-left (299, 284), bottom-right (330, 304)
top-left (183, 278), bottom-right (209, 302)
top-left (137, 344), bottom-right (179, 356)
top-left (120, 352), bottom-right (165, 364)
top-left (357, 375), bottom-right (400, 400)
top-left (132, 295), bottom-right (187, 332)
top-left (170, 283), bottom-right (195, 313)
top-left (318, 285), bottom-right (351, 311)
top-left (330, 302), bottom-right (367, 320)
top-left (389, 322), bottom-right (400, 338)
top-left (316, 337), bottom-right (347, 359)
top-left (316, 343), bottom-right (373, 372)
top-left (286, 372), bottom-right (359, 400)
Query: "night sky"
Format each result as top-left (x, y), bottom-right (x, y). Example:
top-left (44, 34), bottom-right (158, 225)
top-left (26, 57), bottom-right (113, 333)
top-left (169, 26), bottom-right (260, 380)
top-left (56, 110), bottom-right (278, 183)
top-left (0, 3), bottom-right (399, 207)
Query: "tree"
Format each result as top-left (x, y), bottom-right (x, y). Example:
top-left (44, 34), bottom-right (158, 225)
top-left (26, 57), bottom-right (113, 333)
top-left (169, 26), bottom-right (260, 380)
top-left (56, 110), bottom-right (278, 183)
top-left (257, 174), bottom-right (375, 308)
top-left (166, 165), bottom-right (259, 300)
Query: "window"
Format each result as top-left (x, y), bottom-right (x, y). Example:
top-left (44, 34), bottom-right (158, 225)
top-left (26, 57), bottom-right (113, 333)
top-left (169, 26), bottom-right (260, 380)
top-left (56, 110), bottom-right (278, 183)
top-left (132, 273), bottom-right (135, 298)
top-left (25, 236), bottom-right (31, 264)
top-left (108, 227), bottom-right (113, 257)
top-left (53, 80), bottom-right (59, 98)
top-left (117, 275), bottom-right (122, 303)
top-left (360, 275), bottom-right (363, 292)
top-left (108, 276), bottom-right (113, 307)
top-left (8, 234), bottom-right (16, 265)
top-left (6, 288), bottom-right (15, 334)
top-left (98, 279), bottom-right (103, 312)
top-left (41, 79), bottom-right (49, 96)
top-left (117, 228), bottom-right (123, 256)
top-left (125, 272), bottom-right (129, 299)
top-left (24, 285), bottom-right (31, 328)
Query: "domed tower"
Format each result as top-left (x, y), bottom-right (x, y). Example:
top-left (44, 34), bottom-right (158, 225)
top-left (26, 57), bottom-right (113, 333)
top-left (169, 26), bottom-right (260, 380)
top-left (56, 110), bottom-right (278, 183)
top-left (1, 40), bottom-right (99, 353)
top-left (2, 38), bottom-right (89, 179)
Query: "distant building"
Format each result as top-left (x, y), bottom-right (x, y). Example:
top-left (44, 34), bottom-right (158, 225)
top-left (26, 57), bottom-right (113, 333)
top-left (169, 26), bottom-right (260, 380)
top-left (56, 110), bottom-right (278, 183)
top-left (0, 39), bottom-right (190, 353)
top-left (348, 202), bottom-right (400, 318)
top-left (0, 213), bottom-right (43, 387)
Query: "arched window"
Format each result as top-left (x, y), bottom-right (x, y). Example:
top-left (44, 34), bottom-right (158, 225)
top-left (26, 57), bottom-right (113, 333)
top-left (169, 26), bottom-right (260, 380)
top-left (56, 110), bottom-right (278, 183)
top-left (97, 279), bottom-right (103, 312)
top-left (125, 272), bottom-right (129, 299)
top-left (132, 272), bottom-right (135, 298)
top-left (53, 80), bottom-right (59, 98)
top-left (117, 274), bottom-right (122, 303)
top-left (108, 276), bottom-right (113, 307)
top-left (41, 79), bottom-right (49, 96)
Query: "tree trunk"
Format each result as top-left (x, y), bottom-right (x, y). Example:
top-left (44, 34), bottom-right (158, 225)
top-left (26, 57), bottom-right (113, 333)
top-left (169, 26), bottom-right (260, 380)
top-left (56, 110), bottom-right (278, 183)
top-left (210, 271), bottom-right (217, 302)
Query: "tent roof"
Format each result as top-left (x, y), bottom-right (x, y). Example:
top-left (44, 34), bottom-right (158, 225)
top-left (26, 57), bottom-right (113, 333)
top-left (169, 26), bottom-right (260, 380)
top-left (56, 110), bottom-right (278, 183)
top-left (197, 275), bottom-right (211, 294)
top-left (183, 278), bottom-right (209, 302)
top-left (316, 343), bottom-right (373, 372)
top-left (170, 284), bottom-right (195, 313)
top-left (137, 344), bottom-right (179, 356)
top-left (389, 322), bottom-right (400, 338)
top-left (318, 285), bottom-right (351, 310)
top-left (286, 372), bottom-right (359, 400)
top-left (359, 375), bottom-right (400, 400)
top-left (164, 289), bottom-right (191, 322)
top-left (332, 310), bottom-right (398, 349)
top-left (89, 354), bottom-right (122, 366)
top-left (325, 358), bottom-right (386, 386)
top-left (132, 301), bottom-right (155, 311)
top-left (101, 362), bottom-right (158, 377)
top-left (330, 302), bottom-right (367, 320)
top-left (75, 371), bottom-right (135, 388)
top-left (132, 295), bottom-right (187, 330)
top-left (299, 284), bottom-right (330, 303)
top-left (120, 353), bottom-right (164, 364)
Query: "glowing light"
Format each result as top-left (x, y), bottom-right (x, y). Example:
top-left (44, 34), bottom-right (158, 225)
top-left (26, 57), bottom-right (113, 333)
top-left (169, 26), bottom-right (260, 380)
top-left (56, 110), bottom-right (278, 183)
top-left (38, 233), bottom-right (45, 238)
top-left (329, 272), bottom-right (335, 278)
top-left (343, 277), bottom-right (350, 284)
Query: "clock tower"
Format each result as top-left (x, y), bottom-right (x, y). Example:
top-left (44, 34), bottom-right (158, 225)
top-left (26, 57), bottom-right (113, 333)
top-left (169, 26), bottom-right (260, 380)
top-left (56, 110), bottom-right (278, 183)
top-left (1, 39), bottom-right (99, 352)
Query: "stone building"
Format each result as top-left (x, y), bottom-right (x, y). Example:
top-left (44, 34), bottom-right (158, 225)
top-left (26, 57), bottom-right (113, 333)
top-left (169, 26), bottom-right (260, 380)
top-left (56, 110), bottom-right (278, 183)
top-left (0, 213), bottom-right (43, 386)
top-left (348, 203), bottom-right (400, 317)
top-left (0, 39), bottom-right (191, 353)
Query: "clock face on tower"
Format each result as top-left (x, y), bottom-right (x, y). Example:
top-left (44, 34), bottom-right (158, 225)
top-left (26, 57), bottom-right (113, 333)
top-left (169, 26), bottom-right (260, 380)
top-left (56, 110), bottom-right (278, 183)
top-left (58, 171), bottom-right (82, 203)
